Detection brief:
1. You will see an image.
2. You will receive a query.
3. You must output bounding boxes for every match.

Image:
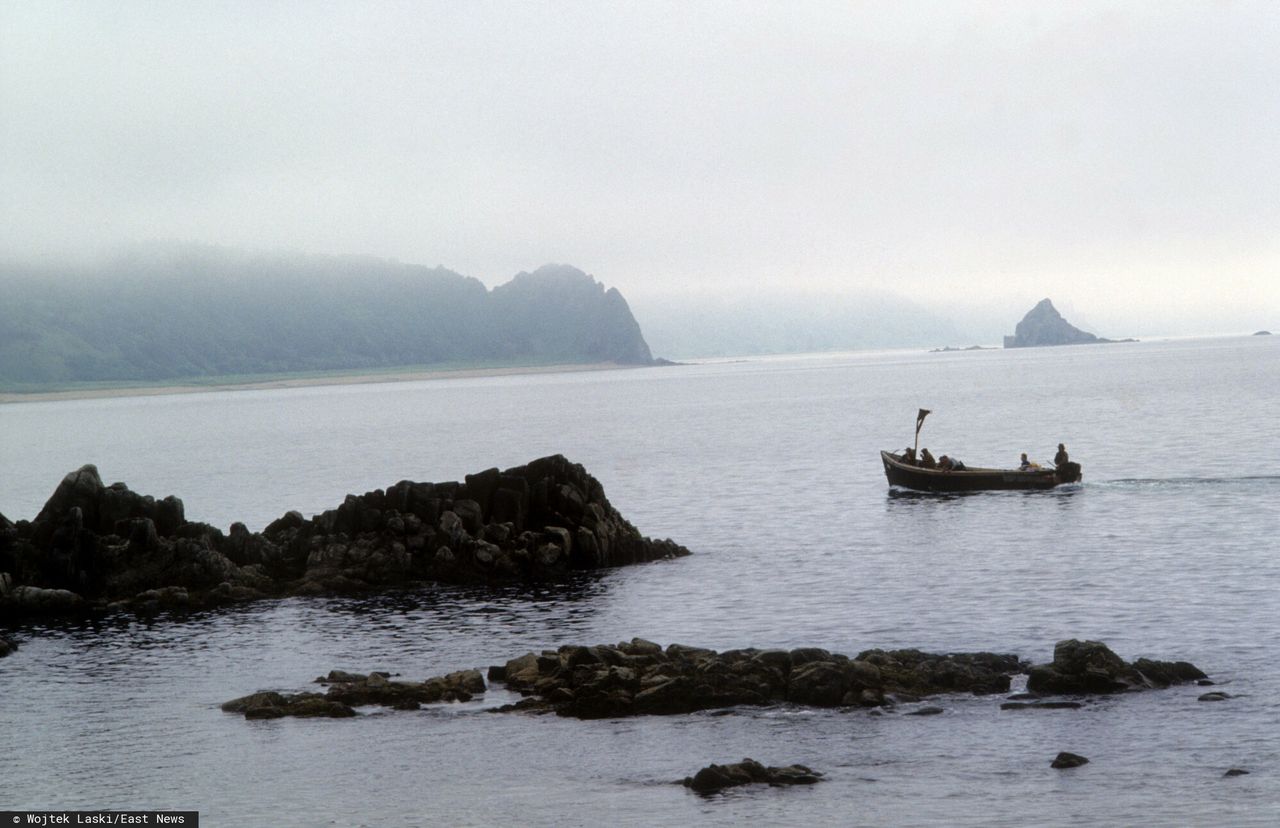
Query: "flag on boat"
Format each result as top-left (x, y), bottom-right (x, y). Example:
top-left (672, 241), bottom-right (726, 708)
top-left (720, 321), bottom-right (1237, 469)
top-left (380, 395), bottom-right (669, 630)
top-left (915, 408), bottom-right (930, 437)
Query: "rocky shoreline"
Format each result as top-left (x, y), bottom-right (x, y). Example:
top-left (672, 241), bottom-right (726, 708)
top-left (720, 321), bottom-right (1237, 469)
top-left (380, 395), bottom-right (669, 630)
top-left (221, 638), bottom-right (1209, 722)
top-left (0, 455), bottom-right (689, 618)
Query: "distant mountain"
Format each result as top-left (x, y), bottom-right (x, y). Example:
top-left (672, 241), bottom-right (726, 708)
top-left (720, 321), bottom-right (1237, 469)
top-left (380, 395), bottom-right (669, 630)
top-left (1003, 299), bottom-right (1124, 348)
top-left (0, 248), bottom-right (655, 387)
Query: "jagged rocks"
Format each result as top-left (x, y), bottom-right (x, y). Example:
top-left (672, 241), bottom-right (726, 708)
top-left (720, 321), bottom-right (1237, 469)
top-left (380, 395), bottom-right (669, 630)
top-left (0, 455), bottom-right (691, 618)
top-left (682, 759), bottom-right (823, 792)
top-left (1026, 640), bottom-right (1206, 694)
top-left (0, 633), bottom-right (17, 658)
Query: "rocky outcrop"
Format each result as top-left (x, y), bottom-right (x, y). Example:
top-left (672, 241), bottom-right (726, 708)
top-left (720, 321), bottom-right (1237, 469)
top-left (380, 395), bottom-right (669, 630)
top-left (0, 455), bottom-right (689, 618)
top-left (1003, 299), bottom-right (1121, 348)
top-left (490, 639), bottom-right (1026, 719)
top-left (1026, 639), bottom-right (1206, 694)
top-left (222, 668), bottom-right (487, 719)
top-left (0, 633), bottom-right (17, 658)
top-left (1051, 752), bottom-right (1090, 769)
top-left (222, 638), bottom-right (1207, 727)
top-left (682, 759), bottom-right (823, 792)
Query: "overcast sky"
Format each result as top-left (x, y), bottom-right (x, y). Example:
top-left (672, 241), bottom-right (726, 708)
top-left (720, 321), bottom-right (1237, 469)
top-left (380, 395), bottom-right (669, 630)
top-left (2, 1), bottom-right (1276, 334)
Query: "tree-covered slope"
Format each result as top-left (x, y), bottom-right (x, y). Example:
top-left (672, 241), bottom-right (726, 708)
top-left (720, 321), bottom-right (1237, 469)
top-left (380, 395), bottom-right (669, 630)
top-left (0, 248), bottom-right (655, 387)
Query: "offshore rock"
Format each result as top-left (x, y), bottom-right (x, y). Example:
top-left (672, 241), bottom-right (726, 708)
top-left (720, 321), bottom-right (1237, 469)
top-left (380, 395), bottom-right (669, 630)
top-left (1051, 751), bottom-right (1090, 769)
top-left (1003, 299), bottom-right (1120, 348)
top-left (495, 640), bottom-right (1026, 719)
top-left (682, 759), bottom-right (824, 793)
top-left (0, 633), bottom-right (17, 658)
top-left (0, 455), bottom-right (690, 618)
top-left (226, 638), bottom-right (1208, 724)
top-left (1026, 640), bottom-right (1206, 694)
top-left (223, 668), bottom-right (487, 719)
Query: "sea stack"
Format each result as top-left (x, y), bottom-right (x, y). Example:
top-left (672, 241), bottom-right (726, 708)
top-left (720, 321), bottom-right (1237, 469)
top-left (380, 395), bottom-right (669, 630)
top-left (1003, 299), bottom-right (1111, 348)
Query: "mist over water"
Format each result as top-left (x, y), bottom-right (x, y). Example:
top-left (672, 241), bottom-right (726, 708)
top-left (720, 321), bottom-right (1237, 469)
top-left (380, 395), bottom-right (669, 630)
top-left (3, 335), bottom-right (1278, 826)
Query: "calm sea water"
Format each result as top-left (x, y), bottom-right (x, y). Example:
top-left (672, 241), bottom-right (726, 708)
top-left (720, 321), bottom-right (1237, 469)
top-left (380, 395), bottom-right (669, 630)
top-left (2, 336), bottom-right (1278, 826)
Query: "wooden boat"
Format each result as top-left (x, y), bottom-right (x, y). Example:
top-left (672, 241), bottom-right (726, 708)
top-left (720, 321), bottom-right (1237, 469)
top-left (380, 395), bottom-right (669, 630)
top-left (881, 450), bottom-right (1083, 492)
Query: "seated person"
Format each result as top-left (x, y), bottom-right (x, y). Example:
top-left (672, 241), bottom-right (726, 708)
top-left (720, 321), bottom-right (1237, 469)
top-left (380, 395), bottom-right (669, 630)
top-left (1019, 452), bottom-right (1040, 471)
top-left (919, 448), bottom-right (937, 469)
top-left (1054, 443), bottom-right (1069, 466)
top-left (901, 447), bottom-right (917, 465)
top-left (938, 455), bottom-right (954, 471)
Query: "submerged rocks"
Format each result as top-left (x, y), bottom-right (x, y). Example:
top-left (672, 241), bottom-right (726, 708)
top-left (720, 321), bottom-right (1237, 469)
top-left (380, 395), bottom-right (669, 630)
top-left (494, 639), bottom-right (1027, 719)
top-left (222, 668), bottom-right (487, 719)
top-left (1026, 640), bottom-right (1206, 695)
top-left (682, 759), bottom-right (823, 792)
top-left (0, 455), bottom-right (690, 617)
top-left (225, 637), bottom-right (1210, 729)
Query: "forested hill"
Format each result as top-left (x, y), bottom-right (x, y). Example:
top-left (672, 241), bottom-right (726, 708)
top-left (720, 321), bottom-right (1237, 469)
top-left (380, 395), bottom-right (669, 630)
top-left (0, 249), bottom-right (655, 388)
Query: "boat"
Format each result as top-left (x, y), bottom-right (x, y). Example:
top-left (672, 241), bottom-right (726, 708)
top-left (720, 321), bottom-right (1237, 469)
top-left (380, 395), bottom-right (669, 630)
top-left (881, 450), bottom-right (1082, 492)
top-left (882, 408), bottom-right (1083, 492)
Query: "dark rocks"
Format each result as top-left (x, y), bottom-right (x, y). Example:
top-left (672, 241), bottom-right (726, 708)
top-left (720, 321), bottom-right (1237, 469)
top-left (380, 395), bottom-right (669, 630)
top-left (1026, 640), bottom-right (1205, 695)
top-left (0, 455), bottom-right (691, 618)
top-left (1051, 752), bottom-right (1090, 769)
top-left (223, 667), bottom-right (487, 719)
top-left (221, 691), bottom-right (356, 719)
top-left (225, 637), bottom-right (1211, 727)
top-left (1198, 691), bottom-right (1232, 702)
top-left (1224, 768), bottom-right (1250, 777)
top-left (1130, 658), bottom-right (1207, 687)
top-left (494, 640), bottom-right (1027, 719)
top-left (683, 759), bottom-right (823, 793)
top-left (0, 633), bottom-right (17, 658)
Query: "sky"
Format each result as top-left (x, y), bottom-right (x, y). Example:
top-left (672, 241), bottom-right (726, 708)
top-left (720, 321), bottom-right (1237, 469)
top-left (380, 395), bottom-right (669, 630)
top-left (2, 1), bottom-right (1277, 336)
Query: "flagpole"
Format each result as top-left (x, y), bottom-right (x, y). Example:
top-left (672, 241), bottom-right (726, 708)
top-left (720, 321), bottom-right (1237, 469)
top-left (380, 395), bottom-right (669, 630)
top-left (914, 408), bottom-right (930, 457)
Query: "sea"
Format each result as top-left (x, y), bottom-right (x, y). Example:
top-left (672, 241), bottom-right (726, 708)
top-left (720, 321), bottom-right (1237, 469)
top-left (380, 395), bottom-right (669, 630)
top-left (1, 335), bottom-right (1278, 827)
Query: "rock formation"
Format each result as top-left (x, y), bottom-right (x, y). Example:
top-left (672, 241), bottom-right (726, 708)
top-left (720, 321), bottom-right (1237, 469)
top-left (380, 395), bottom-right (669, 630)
top-left (492, 640), bottom-right (1028, 718)
top-left (221, 668), bottom-right (487, 719)
top-left (0, 455), bottom-right (689, 618)
top-left (221, 639), bottom-right (1208, 726)
top-left (1025, 639), bottom-right (1206, 694)
top-left (1051, 751), bottom-right (1090, 769)
top-left (682, 759), bottom-right (823, 792)
top-left (1003, 299), bottom-right (1120, 348)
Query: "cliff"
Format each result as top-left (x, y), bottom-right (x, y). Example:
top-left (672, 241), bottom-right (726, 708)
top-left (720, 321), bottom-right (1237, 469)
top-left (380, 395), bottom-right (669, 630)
top-left (0, 248), bottom-right (658, 388)
top-left (1003, 299), bottom-right (1113, 348)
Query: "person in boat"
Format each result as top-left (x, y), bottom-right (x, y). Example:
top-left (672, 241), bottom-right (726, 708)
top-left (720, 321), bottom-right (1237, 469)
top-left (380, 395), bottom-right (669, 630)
top-left (1019, 453), bottom-right (1040, 471)
top-left (919, 448), bottom-right (937, 468)
top-left (1054, 443), bottom-right (1069, 466)
top-left (901, 447), bottom-right (917, 465)
top-left (938, 454), bottom-right (965, 471)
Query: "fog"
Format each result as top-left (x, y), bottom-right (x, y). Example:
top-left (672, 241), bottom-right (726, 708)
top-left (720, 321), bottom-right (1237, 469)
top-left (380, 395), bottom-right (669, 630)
top-left (2, 1), bottom-right (1276, 338)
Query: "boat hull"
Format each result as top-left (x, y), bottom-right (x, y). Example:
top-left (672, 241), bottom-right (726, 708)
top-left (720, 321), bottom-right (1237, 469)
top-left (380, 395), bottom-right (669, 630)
top-left (881, 451), bottom-right (1082, 492)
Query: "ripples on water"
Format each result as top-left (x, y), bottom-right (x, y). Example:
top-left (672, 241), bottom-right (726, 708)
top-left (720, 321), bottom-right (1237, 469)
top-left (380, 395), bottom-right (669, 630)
top-left (3, 337), bottom-right (1279, 825)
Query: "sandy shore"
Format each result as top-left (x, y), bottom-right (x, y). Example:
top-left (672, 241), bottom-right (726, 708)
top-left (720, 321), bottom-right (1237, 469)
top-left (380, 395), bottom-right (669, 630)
top-left (0, 362), bottom-right (639, 405)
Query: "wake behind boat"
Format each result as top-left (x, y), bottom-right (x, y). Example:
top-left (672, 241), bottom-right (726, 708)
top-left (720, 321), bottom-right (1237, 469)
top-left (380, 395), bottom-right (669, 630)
top-left (882, 409), bottom-right (1083, 492)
